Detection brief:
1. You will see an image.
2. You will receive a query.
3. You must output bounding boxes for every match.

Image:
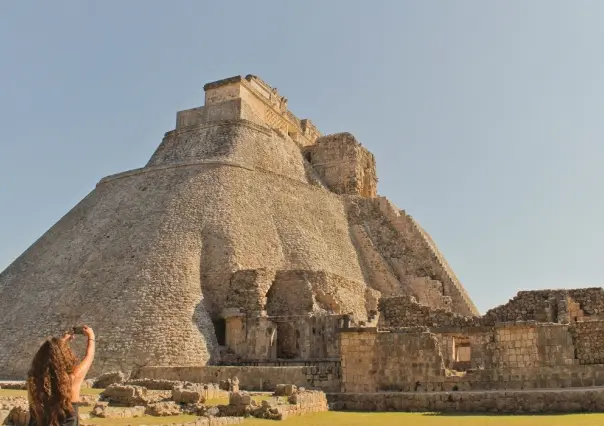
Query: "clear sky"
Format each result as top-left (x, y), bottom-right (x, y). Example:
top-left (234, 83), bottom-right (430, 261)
top-left (1, 1), bottom-right (602, 313)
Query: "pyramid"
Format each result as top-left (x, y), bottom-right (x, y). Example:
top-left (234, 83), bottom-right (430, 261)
top-left (0, 75), bottom-right (478, 379)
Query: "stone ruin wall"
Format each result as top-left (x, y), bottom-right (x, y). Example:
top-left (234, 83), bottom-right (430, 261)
top-left (134, 365), bottom-right (340, 392)
top-left (571, 321), bottom-right (604, 365)
top-left (338, 323), bottom-right (585, 393)
top-left (339, 328), bottom-right (446, 393)
top-left (366, 287), bottom-right (604, 394)
top-left (380, 288), bottom-right (604, 329)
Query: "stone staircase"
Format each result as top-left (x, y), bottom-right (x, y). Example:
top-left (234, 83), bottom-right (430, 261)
top-left (375, 197), bottom-right (479, 316)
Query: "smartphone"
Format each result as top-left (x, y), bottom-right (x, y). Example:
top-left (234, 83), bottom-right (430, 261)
top-left (73, 326), bottom-right (85, 335)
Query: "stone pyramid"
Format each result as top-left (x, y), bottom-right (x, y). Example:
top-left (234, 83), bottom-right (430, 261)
top-left (0, 75), bottom-right (478, 379)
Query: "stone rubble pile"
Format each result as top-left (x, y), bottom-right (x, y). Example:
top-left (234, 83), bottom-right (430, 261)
top-left (172, 383), bottom-right (206, 404)
top-left (100, 384), bottom-right (150, 406)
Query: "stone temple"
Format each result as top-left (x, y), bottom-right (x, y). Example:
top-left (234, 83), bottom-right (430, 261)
top-left (0, 75), bottom-right (478, 378)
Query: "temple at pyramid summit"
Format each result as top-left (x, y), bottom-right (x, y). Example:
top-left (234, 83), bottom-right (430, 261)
top-left (4, 76), bottom-right (603, 405)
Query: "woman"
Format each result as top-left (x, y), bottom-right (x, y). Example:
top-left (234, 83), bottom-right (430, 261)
top-left (26, 326), bottom-right (95, 426)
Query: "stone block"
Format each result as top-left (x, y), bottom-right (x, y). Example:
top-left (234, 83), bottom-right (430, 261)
top-left (92, 404), bottom-right (146, 418)
top-left (172, 383), bottom-right (205, 404)
top-left (146, 401), bottom-right (183, 416)
top-left (229, 391), bottom-right (252, 406)
top-left (100, 384), bottom-right (149, 406)
top-left (94, 371), bottom-right (128, 388)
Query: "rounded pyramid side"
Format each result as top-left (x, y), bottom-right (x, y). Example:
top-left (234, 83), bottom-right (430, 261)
top-left (0, 125), bottom-right (368, 379)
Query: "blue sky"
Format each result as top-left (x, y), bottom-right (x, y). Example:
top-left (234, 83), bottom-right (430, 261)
top-left (1, 1), bottom-right (603, 313)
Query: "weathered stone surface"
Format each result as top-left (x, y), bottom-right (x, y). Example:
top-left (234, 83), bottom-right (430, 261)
top-left (136, 365), bottom-right (340, 392)
top-left (274, 384), bottom-right (297, 396)
top-left (125, 378), bottom-right (184, 390)
top-left (228, 391), bottom-right (251, 406)
top-left (100, 384), bottom-right (149, 407)
top-left (92, 403), bottom-right (146, 418)
top-left (94, 371), bottom-right (128, 388)
top-left (145, 401), bottom-right (182, 416)
top-left (172, 383), bottom-right (205, 404)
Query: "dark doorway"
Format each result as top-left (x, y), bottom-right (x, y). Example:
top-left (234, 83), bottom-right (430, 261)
top-left (276, 323), bottom-right (298, 359)
top-left (213, 318), bottom-right (226, 346)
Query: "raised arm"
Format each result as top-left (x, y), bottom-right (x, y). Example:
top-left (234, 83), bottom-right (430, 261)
top-left (72, 326), bottom-right (96, 383)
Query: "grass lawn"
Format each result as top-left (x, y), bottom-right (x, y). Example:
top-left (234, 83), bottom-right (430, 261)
top-left (242, 412), bottom-right (604, 425)
top-left (80, 414), bottom-right (200, 425)
top-left (77, 412), bottom-right (604, 426)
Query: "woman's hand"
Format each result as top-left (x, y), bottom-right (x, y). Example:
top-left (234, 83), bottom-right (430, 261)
top-left (82, 325), bottom-right (95, 341)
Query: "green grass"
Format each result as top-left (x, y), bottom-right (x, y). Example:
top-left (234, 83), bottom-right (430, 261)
top-left (80, 414), bottom-right (200, 425)
top-left (242, 412), bottom-right (604, 425)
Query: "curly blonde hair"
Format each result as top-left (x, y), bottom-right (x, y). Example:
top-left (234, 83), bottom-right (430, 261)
top-left (27, 337), bottom-right (78, 426)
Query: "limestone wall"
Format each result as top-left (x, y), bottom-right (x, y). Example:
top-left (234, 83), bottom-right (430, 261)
top-left (378, 295), bottom-right (477, 328)
top-left (133, 365), bottom-right (340, 392)
top-left (571, 321), bottom-right (604, 364)
top-left (339, 328), bottom-right (446, 393)
top-left (328, 388), bottom-right (604, 413)
top-left (484, 290), bottom-right (568, 323)
top-left (436, 323), bottom-right (575, 371)
top-left (483, 288), bottom-right (604, 324)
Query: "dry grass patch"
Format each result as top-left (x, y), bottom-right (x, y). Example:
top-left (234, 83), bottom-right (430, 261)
top-left (0, 389), bottom-right (26, 398)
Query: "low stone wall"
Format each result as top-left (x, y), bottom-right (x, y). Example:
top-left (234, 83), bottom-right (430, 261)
top-left (455, 364), bottom-right (604, 390)
top-left (328, 388), bottom-right (604, 413)
top-left (0, 381), bottom-right (26, 390)
top-left (279, 390), bottom-right (328, 419)
top-left (134, 365), bottom-right (339, 392)
top-left (340, 327), bottom-right (445, 393)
